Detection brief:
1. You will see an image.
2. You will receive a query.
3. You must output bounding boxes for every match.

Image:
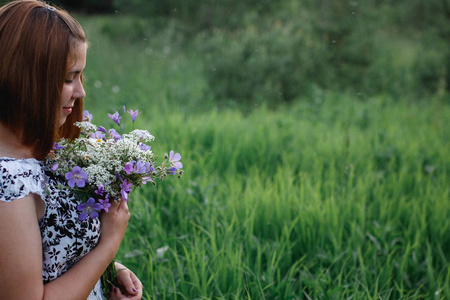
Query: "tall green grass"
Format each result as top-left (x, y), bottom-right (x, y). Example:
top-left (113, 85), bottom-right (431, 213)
top-left (79, 16), bottom-right (450, 299)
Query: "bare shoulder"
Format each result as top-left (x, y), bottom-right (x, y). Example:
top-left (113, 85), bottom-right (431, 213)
top-left (0, 192), bottom-right (41, 219)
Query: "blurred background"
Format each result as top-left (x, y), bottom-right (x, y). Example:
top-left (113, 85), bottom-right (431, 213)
top-left (48, 0), bottom-right (450, 107)
top-left (2, 0), bottom-right (448, 299)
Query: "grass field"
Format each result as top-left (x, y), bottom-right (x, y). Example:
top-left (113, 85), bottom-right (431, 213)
top-left (79, 16), bottom-right (450, 299)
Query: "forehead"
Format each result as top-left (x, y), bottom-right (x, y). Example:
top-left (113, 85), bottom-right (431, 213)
top-left (66, 42), bottom-right (87, 71)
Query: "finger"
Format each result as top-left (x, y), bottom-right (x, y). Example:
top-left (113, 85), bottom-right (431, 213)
top-left (126, 290), bottom-right (143, 300)
top-left (113, 286), bottom-right (141, 300)
top-left (109, 286), bottom-right (125, 299)
top-left (120, 272), bottom-right (139, 295)
top-left (107, 199), bottom-right (121, 212)
top-left (131, 273), bottom-right (143, 290)
top-left (130, 275), bottom-right (143, 299)
top-left (118, 199), bottom-right (129, 212)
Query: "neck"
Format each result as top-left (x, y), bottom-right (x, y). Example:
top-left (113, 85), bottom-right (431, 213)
top-left (0, 123), bottom-right (34, 159)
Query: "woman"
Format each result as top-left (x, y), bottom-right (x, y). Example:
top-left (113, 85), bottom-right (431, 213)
top-left (0, 1), bottom-right (142, 299)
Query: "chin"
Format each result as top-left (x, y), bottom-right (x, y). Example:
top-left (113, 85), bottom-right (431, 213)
top-left (59, 118), bottom-right (67, 127)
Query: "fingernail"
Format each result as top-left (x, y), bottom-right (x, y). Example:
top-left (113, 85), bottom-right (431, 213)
top-left (132, 288), bottom-right (138, 293)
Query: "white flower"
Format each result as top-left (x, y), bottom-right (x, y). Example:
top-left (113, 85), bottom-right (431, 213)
top-left (74, 121), bottom-right (97, 132)
top-left (129, 129), bottom-right (155, 142)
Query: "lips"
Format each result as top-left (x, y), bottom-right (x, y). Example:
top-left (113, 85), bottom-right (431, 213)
top-left (62, 107), bottom-right (73, 114)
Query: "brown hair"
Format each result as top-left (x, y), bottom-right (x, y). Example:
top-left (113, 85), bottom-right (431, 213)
top-left (0, 0), bottom-right (86, 160)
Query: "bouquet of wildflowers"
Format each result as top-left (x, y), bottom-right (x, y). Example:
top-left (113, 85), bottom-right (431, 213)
top-left (47, 108), bottom-right (183, 220)
top-left (45, 107), bottom-right (183, 297)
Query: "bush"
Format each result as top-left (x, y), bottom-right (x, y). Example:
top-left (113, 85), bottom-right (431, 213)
top-left (37, 0), bottom-right (449, 105)
top-left (111, 0), bottom-right (281, 32)
top-left (196, 14), bottom-right (331, 106)
top-left (195, 0), bottom-right (449, 105)
top-left (52, 0), bottom-right (113, 13)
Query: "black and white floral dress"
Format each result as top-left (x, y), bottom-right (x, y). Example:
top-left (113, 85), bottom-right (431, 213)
top-left (0, 157), bottom-right (104, 299)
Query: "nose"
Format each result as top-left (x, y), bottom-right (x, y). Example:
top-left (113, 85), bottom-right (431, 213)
top-left (73, 78), bottom-right (86, 99)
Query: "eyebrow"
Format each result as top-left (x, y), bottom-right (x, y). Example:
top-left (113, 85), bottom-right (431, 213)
top-left (66, 70), bottom-right (83, 74)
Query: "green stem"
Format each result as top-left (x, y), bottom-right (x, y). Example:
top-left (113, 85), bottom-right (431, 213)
top-left (101, 260), bottom-right (118, 299)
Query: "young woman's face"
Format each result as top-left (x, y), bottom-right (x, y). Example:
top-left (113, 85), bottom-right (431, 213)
top-left (59, 42), bottom-right (87, 127)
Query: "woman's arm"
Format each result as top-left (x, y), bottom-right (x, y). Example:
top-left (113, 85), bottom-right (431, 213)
top-left (0, 194), bottom-right (45, 299)
top-left (0, 195), bottom-right (130, 300)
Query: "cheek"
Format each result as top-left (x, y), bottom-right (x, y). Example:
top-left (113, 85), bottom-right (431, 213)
top-left (61, 85), bottom-right (72, 102)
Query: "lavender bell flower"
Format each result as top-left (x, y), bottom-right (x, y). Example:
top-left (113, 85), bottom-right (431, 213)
top-left (108, 111), bottom-right (122, 125)
top-left (120, 179), bottom-right (133, 201)
top-left (65, 166), bottom-right (88, 188)
top-left (77, 198), bottom-right (102, 220)
top-left (141, 176), bottom-right (153, 184)
top-left (127, 109), bottom-right (140, 122)
top-left (83, 110), bottom-right (93, 122)
top-left (108, 129), bottom-right (122, 141)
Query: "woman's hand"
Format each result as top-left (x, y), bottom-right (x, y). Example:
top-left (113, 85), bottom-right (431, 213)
top-left (109, 262), bottom-right (143, 300)
top-left (99, 199), bottom-right (130, 256)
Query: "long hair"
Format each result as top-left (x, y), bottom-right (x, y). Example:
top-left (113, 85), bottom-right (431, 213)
top-left (0, 0), bottom-right (86, 160)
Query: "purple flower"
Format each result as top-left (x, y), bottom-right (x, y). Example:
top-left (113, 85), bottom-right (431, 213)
top-left (98, 198), bottom-right (111, 213)
top-left (77, 198), bottom-right (102, 221)
top-left (94, 184), bottom-right (105, 196)
top-left (141, 176), bottom-right (153, 184)
top-left (65, 166), bottom-right (88, 188)
top-left (53, 142), bottom-right (65, 150)
top-left (123, 105), bottom-right (126, 113)
top-left (139, 143), bottom-right (151, 151)
top-left (83, 110), bottom-right (93, 122)
top-left (120, 179), bottom-right (133, 201)
top-left (127, 109), bottom-right (141, 122)
top-left (92, 131), bottom-right (106, 140)
top-left (51, 163), bottom-right (59, 171)
top-left (123, 162), bottom-right (134, 175)
top-left (97, 126), bottom-right (107, 133)
top-left (169, 150), bottom-right (183, 170)
top-left (133, 159), bottom-right (149, 174)
top-left (167, 167), bottom-right (177, 175)
top-left (108, 111), bottom-right (122, 125)
top-left (108, 129), bottom-right (122, 141)
top-left (116, 173), bottom-right (123, 182)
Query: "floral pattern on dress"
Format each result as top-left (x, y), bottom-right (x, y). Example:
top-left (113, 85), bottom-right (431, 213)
top-left (0, 158), bottom-right (104, 300)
